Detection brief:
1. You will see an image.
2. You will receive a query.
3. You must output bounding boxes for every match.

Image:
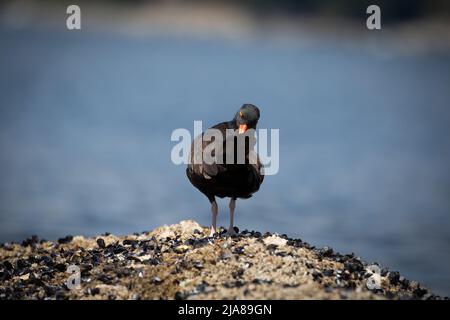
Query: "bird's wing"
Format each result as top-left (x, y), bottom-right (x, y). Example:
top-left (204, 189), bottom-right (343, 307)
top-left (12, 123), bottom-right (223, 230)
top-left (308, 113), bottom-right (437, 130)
top-left (249, 150), bottom-right (265, 185)
top-left (188, 122), bottom-right (230, 179)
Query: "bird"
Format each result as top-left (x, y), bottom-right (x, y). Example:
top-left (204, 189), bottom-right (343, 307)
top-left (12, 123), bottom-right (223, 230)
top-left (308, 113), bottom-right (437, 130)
top-left (186, 104), bottom-right (264, 237)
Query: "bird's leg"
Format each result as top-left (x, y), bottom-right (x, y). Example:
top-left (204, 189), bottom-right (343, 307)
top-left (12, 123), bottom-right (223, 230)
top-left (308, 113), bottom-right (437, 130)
top-left (227, 198), bottom-right (237, 236)
top-left (209, 200), bottom-right (218, 237)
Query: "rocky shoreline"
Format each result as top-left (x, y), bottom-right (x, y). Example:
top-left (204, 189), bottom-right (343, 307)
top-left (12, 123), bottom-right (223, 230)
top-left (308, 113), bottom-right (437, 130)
top-left (0, 220), bottom-right (445, 300)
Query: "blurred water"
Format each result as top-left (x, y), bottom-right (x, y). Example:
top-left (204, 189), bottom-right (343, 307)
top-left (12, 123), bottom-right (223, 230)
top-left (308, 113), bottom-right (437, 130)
top-left (1, 27), bottom-right (450, 296)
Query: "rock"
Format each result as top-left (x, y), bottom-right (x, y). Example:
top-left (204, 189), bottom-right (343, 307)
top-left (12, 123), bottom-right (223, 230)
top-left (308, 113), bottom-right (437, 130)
top-left (174, 245), bottom-right (190, 254)
top-left (0, 220), bottom-right (444, 300)
top-left (312, 270), bottom-right (323, 281)
top-left (81, 263), bottom-right (93, 275)
top-left (263, 235), bottom-right (288, 247)
top-left (22, 235), bottom-right (39, 247)
top-left (152, 277), bottom-right (163, 285)
top-left (218, 249), bottom-right (233, 261)
top-left (232, 246), bottom-right (245, 255)
top-left (232, 268), bottom-right (245, 278)
top-left (174, 291), bottom-right (186, 300)
top-left (16, 259), bottom-right (29, 269)
top-left (179, 220), bottom-right (203, 236)
top-left (344, 259), bottom-right (364, 273)
top-left (96, 238), bottom-right (106, 249)
top-left (54, 263), bottom-right (67, 272)
top-left (413, 287), bottom-right (428, 298)
top-left (323, 269), bottom-right (334, 277)
top-left (318, 246), bottom-right (334, 257)
top-left (152, 226), bottom-right (176, 240)
top-left (122, 239), bottom-right (136, 246)
top-left (91, 287), bottom-right (100, 295)
top-left (143, 258), bottom-right (160, 266)
top-left (57, 235), bottom-right (73, 244)
top-left (150, 220), bottom-right (202, 241)
top-left (97, 274), bottom-right (113, 284)
top-left (276, 251), bottom-right (288, 257)
top-left (3, 261), bottom-right (13, 270)
top-left (18, 273), bottom-right (30, 281)
top-left (409, 280), bottom-right (420, 290)
top-left (388, 271), bottom-right (401, 285)
top-left (55, 289), bottom-right (67, 300)
top-left (112, 245), bottom-right (125, 254)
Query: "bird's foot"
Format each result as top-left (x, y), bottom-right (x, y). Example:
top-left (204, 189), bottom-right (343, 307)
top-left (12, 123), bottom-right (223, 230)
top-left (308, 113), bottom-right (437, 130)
top-left (226, 227), bottom-right (237, 237)
top-left (209, 227), bottom-right (217, 238)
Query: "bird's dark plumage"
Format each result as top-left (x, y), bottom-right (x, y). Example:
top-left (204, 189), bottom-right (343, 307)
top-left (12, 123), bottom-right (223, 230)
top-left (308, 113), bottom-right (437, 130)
top-left (186, 104), bottom-right (264, 203)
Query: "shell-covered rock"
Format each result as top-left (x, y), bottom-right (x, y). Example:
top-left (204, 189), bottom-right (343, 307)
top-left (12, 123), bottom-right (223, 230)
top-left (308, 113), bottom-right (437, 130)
top-left (0, 221), bottom-right (444, 300)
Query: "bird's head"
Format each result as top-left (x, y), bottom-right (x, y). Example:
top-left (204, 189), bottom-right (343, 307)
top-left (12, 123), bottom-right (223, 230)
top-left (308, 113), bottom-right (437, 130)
top-left (234, 104), bottom-right (260, 134)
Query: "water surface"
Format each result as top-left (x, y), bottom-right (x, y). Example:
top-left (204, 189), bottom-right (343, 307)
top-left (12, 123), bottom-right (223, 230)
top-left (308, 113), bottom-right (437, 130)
top-left (1, 27), bottom-right (450, 295)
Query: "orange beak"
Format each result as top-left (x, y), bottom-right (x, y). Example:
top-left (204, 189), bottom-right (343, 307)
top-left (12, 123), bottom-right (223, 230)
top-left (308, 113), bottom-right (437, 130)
top-left (239, 124), bottom-right (248, 134)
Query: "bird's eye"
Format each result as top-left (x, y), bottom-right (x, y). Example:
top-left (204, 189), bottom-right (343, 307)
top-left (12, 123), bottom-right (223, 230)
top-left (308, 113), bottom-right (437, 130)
top-left (239, 111), bottom-right (243, 117)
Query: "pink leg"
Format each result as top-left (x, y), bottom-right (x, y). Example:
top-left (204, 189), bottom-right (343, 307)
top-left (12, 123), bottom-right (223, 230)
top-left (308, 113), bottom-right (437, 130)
top-left (209, 200), bottom-right (218, 237)
top-left (227, 198), bottom-right (237, 236)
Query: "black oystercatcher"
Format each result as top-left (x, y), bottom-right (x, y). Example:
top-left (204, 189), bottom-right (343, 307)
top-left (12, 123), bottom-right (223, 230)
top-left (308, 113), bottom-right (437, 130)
top-left (187, 104), bottom-right (264, 236)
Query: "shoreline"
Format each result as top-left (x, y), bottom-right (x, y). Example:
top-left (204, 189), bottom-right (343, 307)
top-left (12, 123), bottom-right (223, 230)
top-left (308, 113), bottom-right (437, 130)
top-left (2, 1), bottom-right (450, 55)
top-left (0, 220), bottom-right (445, 300)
